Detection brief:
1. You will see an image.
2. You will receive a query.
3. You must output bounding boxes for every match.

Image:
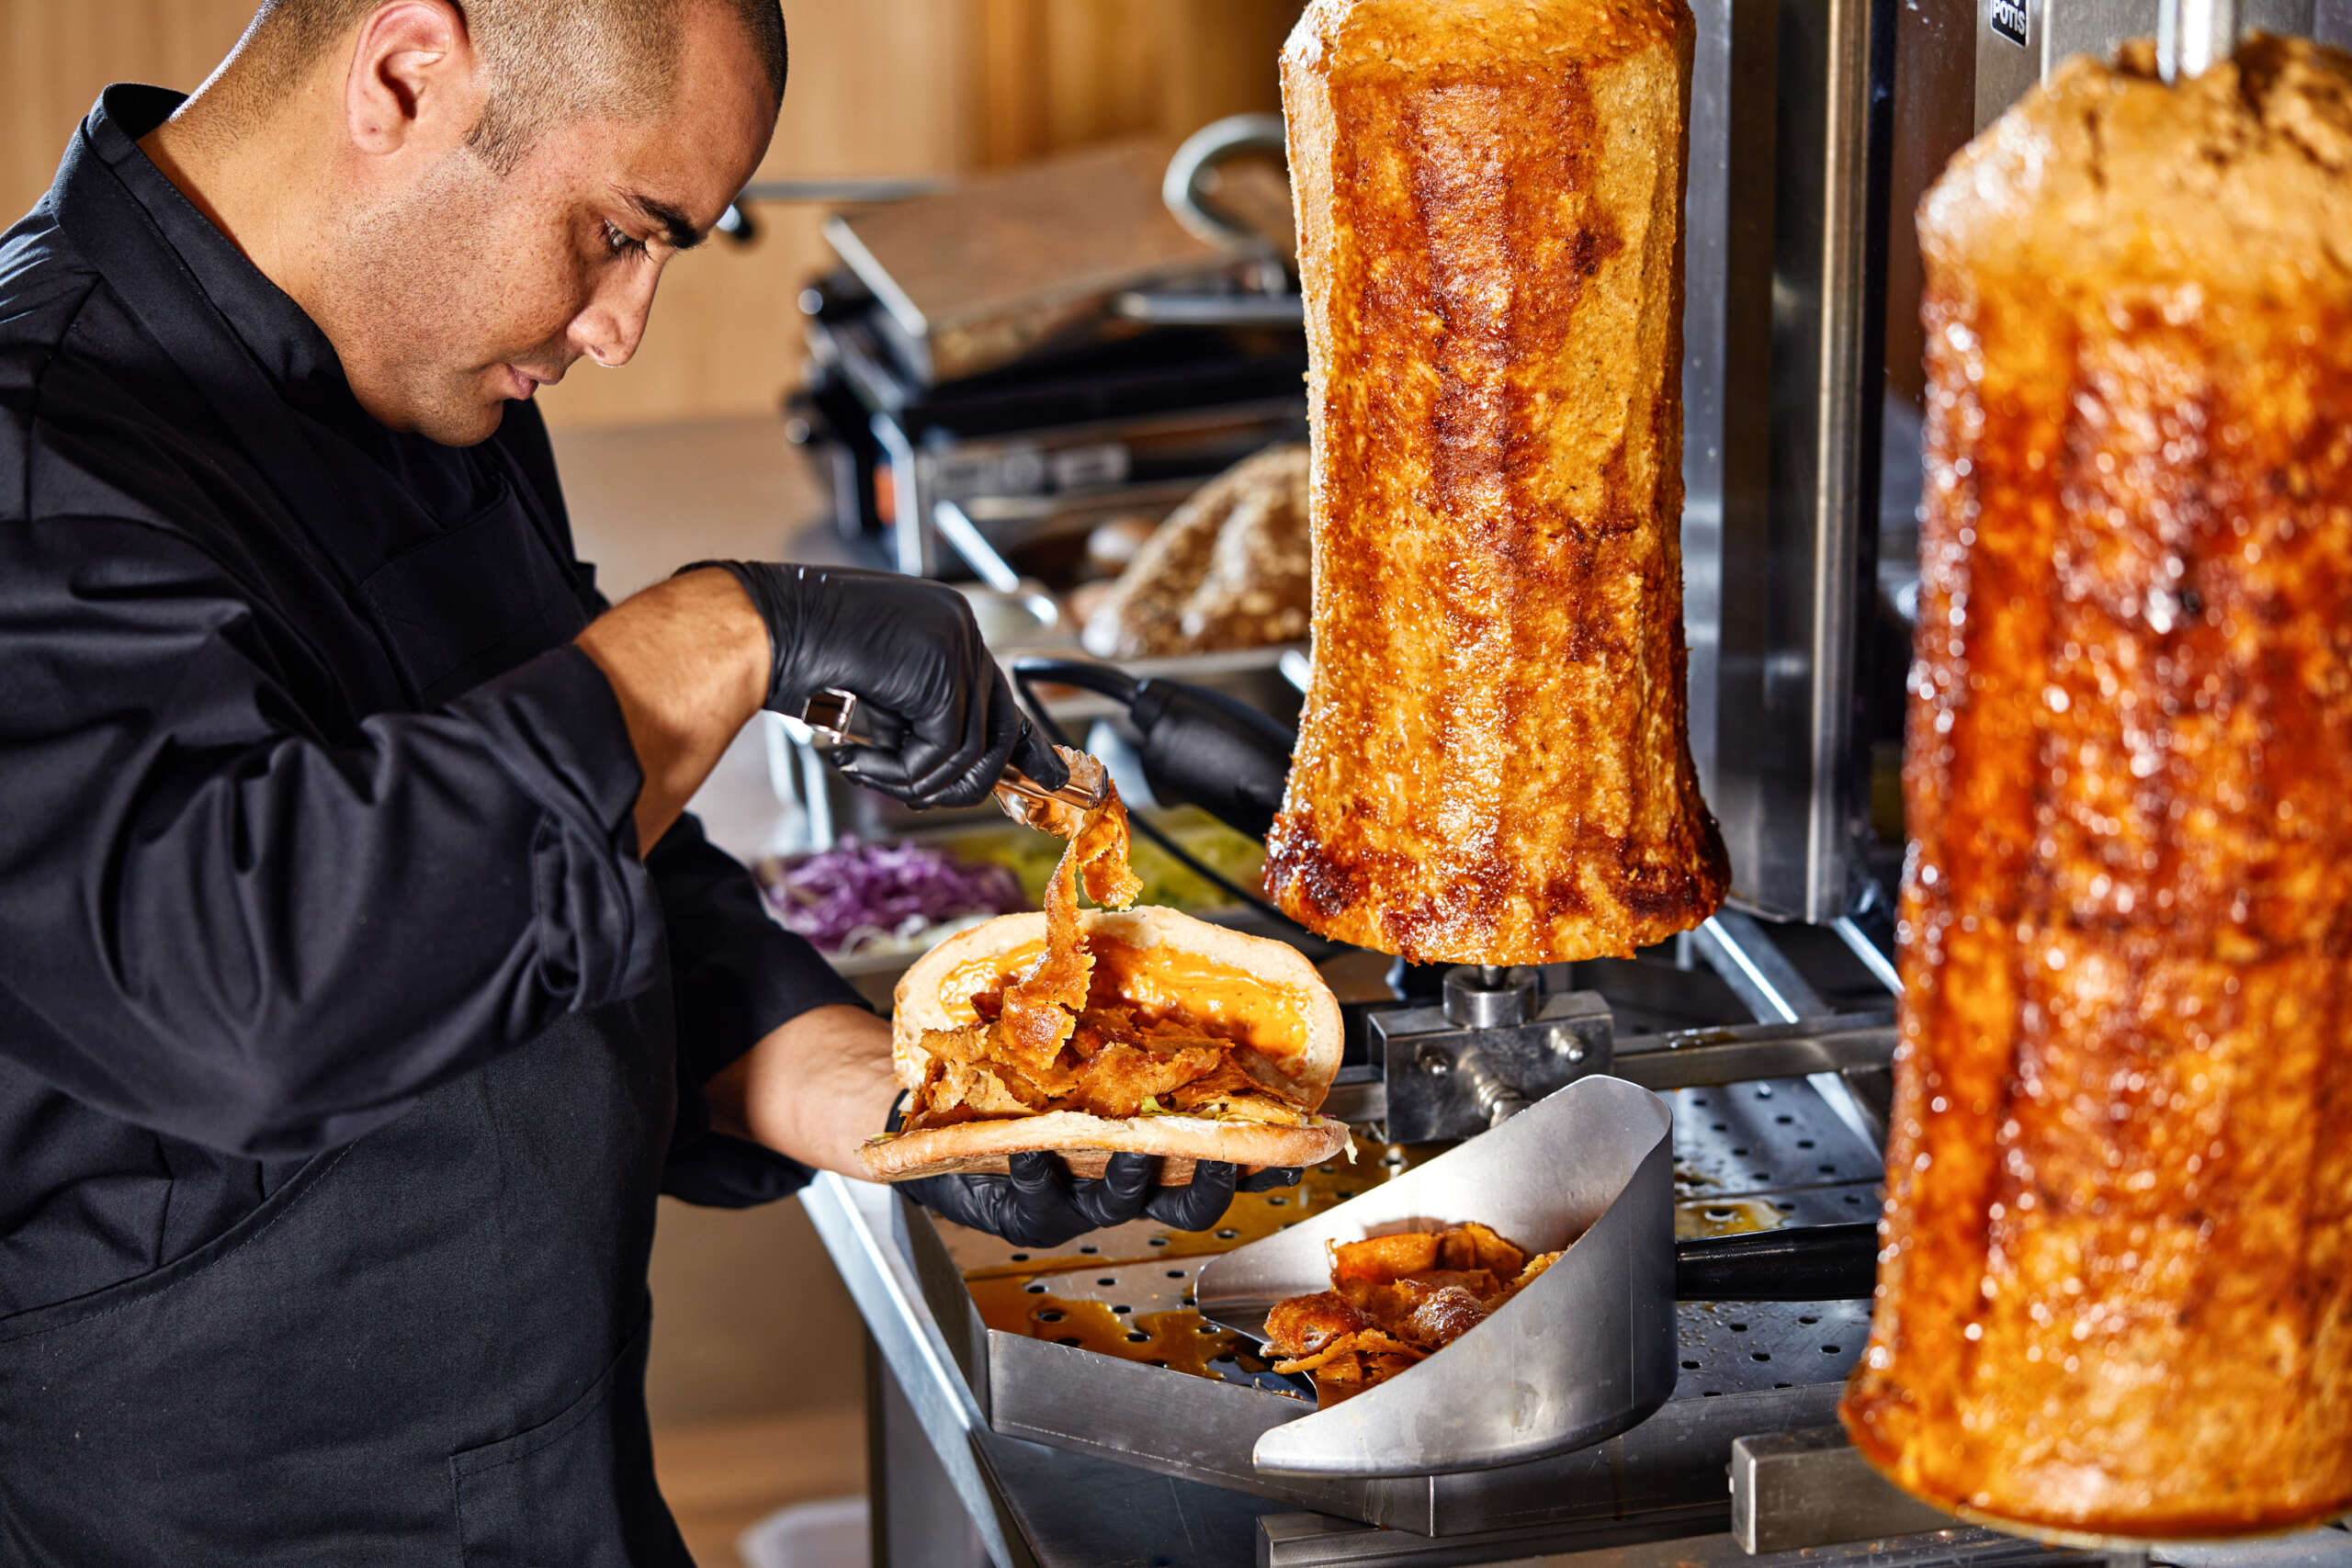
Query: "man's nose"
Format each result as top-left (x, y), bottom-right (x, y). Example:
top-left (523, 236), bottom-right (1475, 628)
top-left (572, 266), bottom-right (661, 369)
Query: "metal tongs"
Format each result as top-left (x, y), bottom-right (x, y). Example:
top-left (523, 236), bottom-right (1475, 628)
top-left (797, 687), bottom-right (1107, 814)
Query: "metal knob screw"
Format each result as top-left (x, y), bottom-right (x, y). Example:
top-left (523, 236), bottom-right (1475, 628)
top-left (1456, 1045), bottom-right (1529, 1128)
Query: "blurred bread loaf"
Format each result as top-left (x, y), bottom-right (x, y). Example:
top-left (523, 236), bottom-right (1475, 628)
top-left (1842, 35), bottom-right (2352, 1538)
top-left (1080, 445), bottom-right (1311, 658)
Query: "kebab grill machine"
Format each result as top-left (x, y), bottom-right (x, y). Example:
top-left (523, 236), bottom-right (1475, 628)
top-left (796, 2), bottom-right (2352, 1564)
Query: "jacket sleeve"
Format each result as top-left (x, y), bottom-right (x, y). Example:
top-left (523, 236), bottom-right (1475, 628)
top-left (0, 514), bottom-right (662, 1157)
top-left (645, 812), bottom-right (870, 1208)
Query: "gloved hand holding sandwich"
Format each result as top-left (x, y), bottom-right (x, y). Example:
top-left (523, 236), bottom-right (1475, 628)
top-left (860, 747), bottom-right (1353, 1212)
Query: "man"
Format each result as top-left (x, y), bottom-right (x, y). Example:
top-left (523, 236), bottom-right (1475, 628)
top-left (0, 2), bottom-right (1267, 1562)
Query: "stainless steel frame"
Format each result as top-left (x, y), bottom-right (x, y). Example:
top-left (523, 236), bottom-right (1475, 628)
top-left (1973, 0), bottom-right (2319, 129)
top-left (1682, 0), bottom-right (1886, 924)
top-left (878, 398), bottom-right (1306, 584)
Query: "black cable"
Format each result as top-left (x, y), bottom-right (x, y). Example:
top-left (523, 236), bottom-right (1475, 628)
top-left (1007, 656), bottom-right (1138, 709)
top-left (1008, 658), bottom-right (1313, 936)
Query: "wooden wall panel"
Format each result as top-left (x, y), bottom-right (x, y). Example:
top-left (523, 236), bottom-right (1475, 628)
top-left (978, 0), bottom-right (1297, 167)
top-left (1, 0), bottom-right (254, 222)
top-left (0, 0), bottom-right (1298, 431)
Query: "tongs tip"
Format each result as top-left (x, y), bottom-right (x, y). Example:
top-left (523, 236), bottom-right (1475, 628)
top-left (797, 688), bottom-right (1105, 812)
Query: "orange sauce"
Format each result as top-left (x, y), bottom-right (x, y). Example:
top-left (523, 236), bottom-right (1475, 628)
top-left (1674, 1196), bottom-right (1785, 1240)
top-left (924, 931), bottom-right (1309, 1061)
top-left (935, 939), bottom-right (1048, 1025)
top-left (1087, 938), bottom-right (1308, 1061)
top-left (965, 1283), bottom-right (1260, 1380)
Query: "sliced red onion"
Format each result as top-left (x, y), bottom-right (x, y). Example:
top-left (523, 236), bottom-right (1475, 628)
top-left (757, 837), bottom-right (1032, 956)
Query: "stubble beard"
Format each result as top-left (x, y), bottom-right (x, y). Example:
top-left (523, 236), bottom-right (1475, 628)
top-left (323, 152), bottom-right (520, 447)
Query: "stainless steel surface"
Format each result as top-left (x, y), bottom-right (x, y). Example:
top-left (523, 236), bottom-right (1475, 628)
top-left (1975, 0), bottom-right (2316, 128)
top-left (739, 175), bottom-right (949, 204)
top-left (1374, 991), bottom-right (1617, 1144)
top-left (951, 1057), bottom-right (1887, 1518)
top-left (800, 1173), bottom-right (1022, 1568)
top-left (1113, 288), bottom-right (1306, 327)
top-left (2155, 1528), bottom-right (2352, 1566)
top-left (882, 397), bottom-right (1306, 577)
top-left (872, 411), bottom-right (934, 579)
top-left (931, 499), bottom-right (1023, 594)
top-left (954, 581), bottom-right (1068, 649)
top-left (1256, 1505), bottom-right (1735, 1566)
top-left (1260, 1512), bottom-right (2098, 1567)
top-left (870, 1348), bottom-right (994, 1568)
top-left (1694, 910), bottom-right (1830, 1025)
top-left (1730, 1426), bottom-right (1956, 1553)
top-left (1830, 915), bottom-right (1901, 993)
top-left (2161, 0), bottom-right (2238, 75)
top-left (1680, 0), bottom-right (1733, 812)
top-left (1196, 1077), bottom-right (1679, 1478)
top-left (1614, 1014), bottom-right (1896, 1094)
top-left (1804, 0), bottom-right (1878, 926)
top-left (1694, 0), bottom-right (1883, 923)
top-left (1279, 646), bottom-right (1313, 694)
top-left (1335, 1011), bottom-right (1903, 1125)
top-left (1693, 908), bottom-right (1888, 1156)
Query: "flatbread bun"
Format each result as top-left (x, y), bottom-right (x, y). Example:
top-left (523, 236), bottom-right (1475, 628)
top-left (858, 1110), bottom-right (1352, 1182)
top-left (865, 907), bottom-right (1350, 1182)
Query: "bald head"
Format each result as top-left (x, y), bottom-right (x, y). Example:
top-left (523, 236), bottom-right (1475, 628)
top-left (143, 0), bottom-right (785, 444)
top-left (233, 0), bottom-right (785, 171)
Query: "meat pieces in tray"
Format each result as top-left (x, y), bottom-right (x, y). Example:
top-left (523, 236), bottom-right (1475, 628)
top-left (1263, 1222), bottom-right (1561, 1405)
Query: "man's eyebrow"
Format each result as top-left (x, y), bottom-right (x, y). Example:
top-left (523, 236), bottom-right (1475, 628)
top-left (622, 190), bottom-right (705, 251)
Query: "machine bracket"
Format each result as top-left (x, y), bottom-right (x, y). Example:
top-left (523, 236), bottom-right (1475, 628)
top-left (1373, 984), bottom-right (1615, 1144)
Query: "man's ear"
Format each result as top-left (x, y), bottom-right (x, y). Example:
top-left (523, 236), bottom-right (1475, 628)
top-left (343, 0), bottom-right (481, 158)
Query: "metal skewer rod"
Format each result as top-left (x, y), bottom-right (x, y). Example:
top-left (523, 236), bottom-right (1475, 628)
top-left (2159, 0), bottom-right (2238, 82)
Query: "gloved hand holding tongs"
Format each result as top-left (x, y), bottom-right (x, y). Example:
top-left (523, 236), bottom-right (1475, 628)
top-left (681, 560), bottom-right (1095, 815)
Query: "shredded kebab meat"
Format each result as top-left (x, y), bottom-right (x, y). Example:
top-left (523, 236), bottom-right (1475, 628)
top-left (903, 748), bottom-right (1317, 1134)
top-left (1264, 1223), bottom-right (1563, 1405)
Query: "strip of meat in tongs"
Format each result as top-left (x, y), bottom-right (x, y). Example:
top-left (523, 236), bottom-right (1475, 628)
top-left (992, 746), bottom-right (1141, 1072)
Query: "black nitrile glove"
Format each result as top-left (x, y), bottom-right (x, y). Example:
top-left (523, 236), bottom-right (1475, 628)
top-left (899, 1145), bottom-right (1303, 1249)
top-left (683, 561), bottom-right (1067, 809)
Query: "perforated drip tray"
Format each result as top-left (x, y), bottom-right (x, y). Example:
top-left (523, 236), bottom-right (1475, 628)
top-left (894, 1066), bottom-right (1888, 1535)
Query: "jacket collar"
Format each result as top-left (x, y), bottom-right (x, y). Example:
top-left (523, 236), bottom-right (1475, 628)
top-left (76, 84), bottom-right (355, 419)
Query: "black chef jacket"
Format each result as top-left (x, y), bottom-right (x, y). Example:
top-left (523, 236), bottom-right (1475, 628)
top-left (0, 86), bottom-right (864, 1565)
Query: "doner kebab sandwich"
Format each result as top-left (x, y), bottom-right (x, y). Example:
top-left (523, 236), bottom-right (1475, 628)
top-left (859, 750), bottom-right (1351, 1183)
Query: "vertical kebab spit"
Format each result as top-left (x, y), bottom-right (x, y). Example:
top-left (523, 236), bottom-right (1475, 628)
top-left (1842, 36), bottom-right (2352, 1538)
top-left (1266, 0), bottom-right (1729, 965)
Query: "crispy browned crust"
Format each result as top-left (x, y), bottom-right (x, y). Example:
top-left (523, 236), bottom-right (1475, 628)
top-left (1265, 0), bottom-right (1728, 965)
top-left (1840, 36), bottom-right (2352, 1540)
